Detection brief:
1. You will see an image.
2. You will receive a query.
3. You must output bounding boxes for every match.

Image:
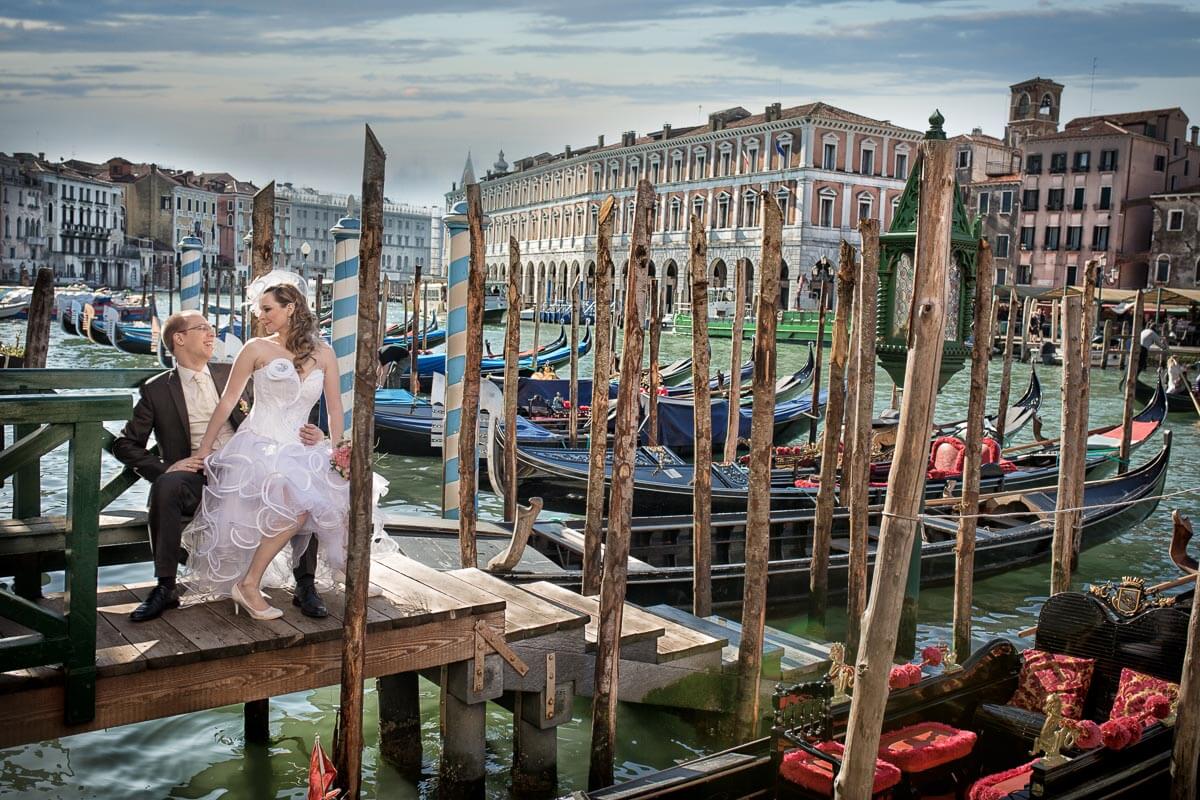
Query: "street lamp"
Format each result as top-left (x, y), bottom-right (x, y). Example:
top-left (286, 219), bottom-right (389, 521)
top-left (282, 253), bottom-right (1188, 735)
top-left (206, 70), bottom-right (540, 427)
top-left (300, 241), bottom-right (311, 280)
top-left (242, 230), bottom-right (253, 281)
top-left (810, 255), bottom-right (832, 311)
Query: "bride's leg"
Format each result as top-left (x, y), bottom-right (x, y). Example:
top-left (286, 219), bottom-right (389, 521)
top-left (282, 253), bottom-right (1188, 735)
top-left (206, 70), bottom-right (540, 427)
top-left (236, 513), bottom-right (310, 612)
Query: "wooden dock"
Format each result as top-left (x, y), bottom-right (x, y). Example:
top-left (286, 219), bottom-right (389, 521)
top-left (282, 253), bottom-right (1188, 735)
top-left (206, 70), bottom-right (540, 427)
top-left (0, 552), bottom-right (505, 749)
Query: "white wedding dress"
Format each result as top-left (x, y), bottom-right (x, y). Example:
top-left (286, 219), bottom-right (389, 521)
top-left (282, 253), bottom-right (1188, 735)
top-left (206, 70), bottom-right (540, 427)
top-left (181, 357), bottom-right (393, 599)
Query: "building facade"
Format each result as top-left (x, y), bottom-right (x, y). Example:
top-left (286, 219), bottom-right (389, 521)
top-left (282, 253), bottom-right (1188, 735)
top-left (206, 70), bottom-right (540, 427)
top-left (0, 153), bottom-right (48, 283)
top-left (16, 155), bottom-right (138, 286)
top-left (446, 102), bottom-right (922, 314)
top-left (953, 130), bottom-right (1022, 285)
top-left (1019, 110), bottom-right (1200, 288)
top-left (1149, 188), bottom-right (1200, 287)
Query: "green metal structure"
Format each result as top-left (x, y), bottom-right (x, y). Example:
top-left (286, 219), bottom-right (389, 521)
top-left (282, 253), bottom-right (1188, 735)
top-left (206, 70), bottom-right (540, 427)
top-left (0, 368), bottom-right (158, 724)
top-left (876, 110), bottom-right (981, 390)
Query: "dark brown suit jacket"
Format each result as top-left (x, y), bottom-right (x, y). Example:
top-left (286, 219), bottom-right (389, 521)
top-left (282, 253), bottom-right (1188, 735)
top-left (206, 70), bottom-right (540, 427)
top-left (112, 362), bottom-right (248, 482)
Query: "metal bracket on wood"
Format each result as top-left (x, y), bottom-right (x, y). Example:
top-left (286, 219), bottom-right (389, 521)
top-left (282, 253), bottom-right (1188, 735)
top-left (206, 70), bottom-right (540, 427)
top-left (473, 620), bottom-right (528, 694)
top-left (545, 653), bottom-right (556, 720)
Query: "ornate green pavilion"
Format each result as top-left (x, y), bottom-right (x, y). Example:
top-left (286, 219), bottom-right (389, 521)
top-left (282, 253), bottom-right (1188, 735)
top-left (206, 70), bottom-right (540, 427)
top-left (876, 111), bottom-right (982, 389)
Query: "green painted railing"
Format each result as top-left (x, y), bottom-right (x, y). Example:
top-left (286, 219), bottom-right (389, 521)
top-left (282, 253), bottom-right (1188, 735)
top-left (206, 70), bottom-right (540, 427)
top-left (0, 368), bottom-right (158, 724)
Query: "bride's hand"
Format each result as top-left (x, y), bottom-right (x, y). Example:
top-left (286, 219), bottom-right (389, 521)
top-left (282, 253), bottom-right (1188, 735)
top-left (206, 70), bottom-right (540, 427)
top-left (299, 424), bottom-right (324, 446)
top-left (193, 446), bottom-right (213, 464)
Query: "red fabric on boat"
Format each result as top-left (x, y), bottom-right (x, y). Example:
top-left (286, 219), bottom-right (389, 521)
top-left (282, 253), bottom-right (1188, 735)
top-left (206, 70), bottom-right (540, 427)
top-left (930, 437), bottom-right (966, 473)
top-left (876, 722), bottom-right (977, 772)
top-left (968, 759), bottom-right (1037, 800)
top-left (1092, 419), bottom-right (1157, 445)
top-left (1109, 667), bottom-right (1179, 722)
top-left (779, 740), bottom-right (901, 795)
top-left (980, 437), bottom-right (1001, 464)
top-left (1008, 648), bottom-right (1095, 719)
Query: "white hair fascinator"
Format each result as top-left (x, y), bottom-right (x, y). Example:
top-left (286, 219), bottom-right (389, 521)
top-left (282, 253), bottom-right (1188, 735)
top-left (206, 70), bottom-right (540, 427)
top-left (245, 270), bottom-right (309, 316)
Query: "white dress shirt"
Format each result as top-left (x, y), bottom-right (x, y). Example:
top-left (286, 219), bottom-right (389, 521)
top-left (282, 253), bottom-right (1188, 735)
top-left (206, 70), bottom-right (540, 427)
top-left (176, 364), bottom-right (235, 453)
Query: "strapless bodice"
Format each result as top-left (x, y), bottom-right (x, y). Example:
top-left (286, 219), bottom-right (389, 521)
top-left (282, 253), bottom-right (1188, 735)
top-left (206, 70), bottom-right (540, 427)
top-left (242, 358), bottom-right (324, 443)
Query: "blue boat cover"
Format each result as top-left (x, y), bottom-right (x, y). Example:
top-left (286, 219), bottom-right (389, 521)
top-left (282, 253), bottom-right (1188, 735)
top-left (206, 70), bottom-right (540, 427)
top-left (648, 391), bottom-right (827, 447)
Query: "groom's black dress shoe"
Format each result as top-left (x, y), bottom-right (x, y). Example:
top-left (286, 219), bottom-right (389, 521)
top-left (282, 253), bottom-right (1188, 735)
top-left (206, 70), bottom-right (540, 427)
top-left (130, 584), bottom-right (180, 622)
top-left (293, 583), bottom-right (329, 618)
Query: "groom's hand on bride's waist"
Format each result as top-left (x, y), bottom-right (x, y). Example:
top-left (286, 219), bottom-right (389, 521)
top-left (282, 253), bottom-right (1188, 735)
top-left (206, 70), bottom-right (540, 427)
top-left (299, 424), bottom-right (324, 446)
top-left (166, 456), bottom-right (205, 474)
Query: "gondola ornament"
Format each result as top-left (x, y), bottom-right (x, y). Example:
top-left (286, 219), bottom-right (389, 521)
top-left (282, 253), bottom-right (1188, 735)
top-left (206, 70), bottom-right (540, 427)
top-left (827, 643), bottom-right (854, 703)
top-left (1031, 693), bottom-right (1078, 767)
top-left (1087, 576), bottom-right (1177, 617)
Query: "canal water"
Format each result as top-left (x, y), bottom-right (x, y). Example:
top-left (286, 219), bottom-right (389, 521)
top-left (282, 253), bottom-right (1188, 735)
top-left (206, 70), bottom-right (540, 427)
top-left (1, 299), bottom-right (1196, 798)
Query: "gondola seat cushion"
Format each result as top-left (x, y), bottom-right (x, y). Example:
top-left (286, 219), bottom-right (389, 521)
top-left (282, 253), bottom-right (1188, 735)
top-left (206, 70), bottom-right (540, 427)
top-left (876, 722), bottom-right (977, 773)
top-left (779, 741), bottom-right (901, 796)
top-left (1109, 667), bottom-right (1179, 723)
top-left (1008, 649), bottom-right (1095, 719)
top-left (967, 759), bottom-right (1037, 800)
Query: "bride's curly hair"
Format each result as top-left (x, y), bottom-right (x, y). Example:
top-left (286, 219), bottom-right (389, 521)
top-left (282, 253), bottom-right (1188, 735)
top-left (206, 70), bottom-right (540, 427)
top-left (265, 284), bottom-right (319, 371)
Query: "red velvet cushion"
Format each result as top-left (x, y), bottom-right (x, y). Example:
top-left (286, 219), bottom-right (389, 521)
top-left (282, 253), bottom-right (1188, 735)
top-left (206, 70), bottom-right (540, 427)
top-left (1008, 649), bottom-right (1095, 719)
top-left (1109, 667), bottom-right (1179, 722)
top-left (877, 722), bottom-right (977, 772)
top-left (968, 759), bottom-right (1038, 800)
top-left (780, 740), bottom-right (902, 796)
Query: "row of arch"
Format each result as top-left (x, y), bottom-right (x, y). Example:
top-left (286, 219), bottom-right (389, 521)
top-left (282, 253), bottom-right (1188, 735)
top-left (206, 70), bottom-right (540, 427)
top-left (484, 257), bottom-right (803, 315)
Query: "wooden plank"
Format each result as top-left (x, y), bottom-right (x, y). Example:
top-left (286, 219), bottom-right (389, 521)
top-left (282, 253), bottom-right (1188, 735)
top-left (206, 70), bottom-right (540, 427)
top-left (548, 525), bottom-right (656, 572)
top-left (449, 568), bottom-right (587, 641)
top-left (103, 583), bottom-right (202, 669)
top-left (54, 588), bottom-right (148, 676)
top-left (0, 611), bottom-right (498, 749)
top-left (365, 560), bottom-right (468, 627)
top-left (522, 581), bottom-right (663, 649)
top-left (374, 553), bottom-right (505, 616)
top-left (128, 583), bottom-right (259, 662)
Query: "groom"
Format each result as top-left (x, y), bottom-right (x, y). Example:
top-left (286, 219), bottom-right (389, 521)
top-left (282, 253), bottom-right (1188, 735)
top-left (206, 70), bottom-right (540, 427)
top-left (113, 309), bottom-right (329, 621)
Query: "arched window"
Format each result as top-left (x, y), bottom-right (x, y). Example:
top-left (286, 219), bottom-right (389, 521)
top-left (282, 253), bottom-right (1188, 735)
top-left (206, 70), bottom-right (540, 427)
top-left (774, 134), bottom-right (793, 169)
top-left (692, 195), bottom-right (705, 226)
top-left (670, 150), bottom-right (683, 182)
top-left (669, 197), bottom-right (682, 232)
top-left (1039, 93), bottom-right (1054, 116)
top-left (742, 190), bottom-right (758, 227)
top-left (859, 139), bottom-right (877, 175)
top-left (818, 188), bottom-right (838, 228)
top-left (716, 192), bottom-right (731, 228)
top-left (857, 192), bottom-right (874, 224)
top-left (717, 143), bottom-right (733, 177)
top-left (1155, 254), bottom-right (1171, 284)
top-left (1017, 93), bottom-right (1031, 118)
top-left (776, 188), bottom-right (791, 224)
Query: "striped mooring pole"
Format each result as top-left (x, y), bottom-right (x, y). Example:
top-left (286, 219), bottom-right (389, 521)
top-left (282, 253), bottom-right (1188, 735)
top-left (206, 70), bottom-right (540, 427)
top-left (441, 199), bottom-right (470, 518)
top-left (178, 235), bottom-right (204, 312)
top-left (331, 214), bottom-right (361, 435)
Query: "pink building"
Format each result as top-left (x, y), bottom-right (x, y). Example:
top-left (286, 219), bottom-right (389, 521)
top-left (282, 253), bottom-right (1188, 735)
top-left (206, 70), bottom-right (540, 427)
top-left (1019, 108), bottom-right (1200, 288)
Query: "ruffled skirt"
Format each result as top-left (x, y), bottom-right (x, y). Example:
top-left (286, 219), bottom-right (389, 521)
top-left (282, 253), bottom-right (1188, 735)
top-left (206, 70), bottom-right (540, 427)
top-left (180, 430), bottom-right (393, 599)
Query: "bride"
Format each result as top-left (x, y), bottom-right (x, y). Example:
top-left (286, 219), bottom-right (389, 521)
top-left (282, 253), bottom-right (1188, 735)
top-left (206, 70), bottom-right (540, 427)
top-left (181, 271), bottom-right (389, 619)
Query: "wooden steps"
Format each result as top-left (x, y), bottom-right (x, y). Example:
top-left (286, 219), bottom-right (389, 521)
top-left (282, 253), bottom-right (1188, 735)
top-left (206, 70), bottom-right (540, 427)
top-left (537, 523), bottom-right (657, 573)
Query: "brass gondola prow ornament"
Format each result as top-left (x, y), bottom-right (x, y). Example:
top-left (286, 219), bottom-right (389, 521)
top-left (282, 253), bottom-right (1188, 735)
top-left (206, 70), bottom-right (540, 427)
top-left (1031, 693), bottom-right (1077, 767)
top-left (827, 643), bottom-right (854, 703)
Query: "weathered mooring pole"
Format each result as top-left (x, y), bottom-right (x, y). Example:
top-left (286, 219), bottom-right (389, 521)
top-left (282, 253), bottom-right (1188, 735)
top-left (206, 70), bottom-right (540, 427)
top-left (993, 286), bottom-right (1020, 445)
top-left (690, 215), bottom-right (713, 617)
top-left (410, 264), bottom-right (422, 395)
top-left (722, 259), bottom-right (747, 462)
top-left (457, 178), bottom-right (489, 566)
top-left (333, 125), bottom-right (384, 800)
top-left (732, 196), bottom-right (783, 741)
top-left (582, 197), bottom-right (616, 596)
top-left (250, 182), bottom-right (275, 338)
top-left (1050, 295), bottom-right (1083, 595)
top-left (1118, 290), bottom-right (1145, 474)
top-left (846, 221), bottom-right (879, 654)
top-left (808, 279), bottom-right (828, 444)
top-left (809, 240), bottom-right (856, 630)
top-left (646, 278), bottom-right (662, 446)
top-left (952, 240), bottom-right (995, 660)
top-left (589, 181), bottom-right (653, 790)
top-left (503, 239), bottom-right (522, 521)
top-left (835, 132), bottom-right (955, 800)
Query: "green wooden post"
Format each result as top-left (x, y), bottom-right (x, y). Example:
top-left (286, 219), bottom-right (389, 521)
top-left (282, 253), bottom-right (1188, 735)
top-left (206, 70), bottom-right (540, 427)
top-left (64, 420), bottom-right (101, 724)
top-left (11, 422), bottom-right (43, 599)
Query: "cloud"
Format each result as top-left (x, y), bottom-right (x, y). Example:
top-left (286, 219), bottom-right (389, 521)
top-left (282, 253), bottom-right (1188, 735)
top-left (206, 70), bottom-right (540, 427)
top-left (715, 2), bottom-right (1200, 80)
top-left (0, 79), bottom-right (169, 98)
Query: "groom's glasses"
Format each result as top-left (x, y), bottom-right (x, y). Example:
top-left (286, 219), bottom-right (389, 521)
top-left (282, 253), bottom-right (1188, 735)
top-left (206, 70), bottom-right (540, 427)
top-left (184, 324), bottom-right (215, 335)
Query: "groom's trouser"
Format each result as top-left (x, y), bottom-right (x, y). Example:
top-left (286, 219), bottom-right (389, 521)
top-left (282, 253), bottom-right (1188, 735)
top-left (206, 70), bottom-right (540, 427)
top-left (147, 470), bottom-right (319, 582)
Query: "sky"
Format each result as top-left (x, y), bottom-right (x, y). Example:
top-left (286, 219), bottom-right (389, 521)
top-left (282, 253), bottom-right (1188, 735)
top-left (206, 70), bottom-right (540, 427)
top-left (1, 0), bottom-right (1197, 207)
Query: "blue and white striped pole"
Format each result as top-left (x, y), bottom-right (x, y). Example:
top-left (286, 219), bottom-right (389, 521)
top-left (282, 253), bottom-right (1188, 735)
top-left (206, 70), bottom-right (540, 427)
top-left (330, 214), bottom-right (361, 435)
top-left (178, 235), bottom-right (203, 311)
top-left (441, 199), bottom-right (470, 518)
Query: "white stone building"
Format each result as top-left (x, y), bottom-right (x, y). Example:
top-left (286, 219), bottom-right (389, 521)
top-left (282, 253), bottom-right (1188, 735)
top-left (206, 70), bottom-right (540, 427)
top-left (446, 102), bottom-right (922, 314)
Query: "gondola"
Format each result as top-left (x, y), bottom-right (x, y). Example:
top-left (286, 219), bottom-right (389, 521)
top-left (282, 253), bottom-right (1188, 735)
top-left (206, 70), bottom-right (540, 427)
top-left (929, 367), bottom-right (1042, 443)
top-left (112, 320), bottom-right (157, 355)
top-left (574, 565), bottom-right (1189, 799)
top-left (664, 358), bottom-right (755, 397)
top-left (667, 347), bottom-right (815, 404)
top-left (643, 389), bottom-right (825, 450)
top-left (410, 433), bottom-right (1172, 609)
top-left (374, 403), bottom-right (564, 457)
top-left (658, 357), bottom-right (694, 386)
top-left (408, 327), bottom-right (574, 380)
top-left (494, 380), bottom-right (1165, 514)
top-left (1133, 373), bottom-right (1199, 414)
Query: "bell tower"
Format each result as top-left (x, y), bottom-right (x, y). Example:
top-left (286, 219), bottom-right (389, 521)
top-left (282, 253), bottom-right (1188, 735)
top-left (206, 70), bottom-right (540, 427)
top-left (1005, 77), bottom-right (1063, 147)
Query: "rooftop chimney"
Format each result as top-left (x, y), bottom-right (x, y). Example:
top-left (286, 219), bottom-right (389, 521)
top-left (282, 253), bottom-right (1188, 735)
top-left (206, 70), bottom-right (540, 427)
top-left (1192, 125), bottom-right (1199, 146)
top-left (597, 134), bottom-right (605, 147)
top-left (565, 144), bottom-right (572, 157)
top-left (765, 103), bottom-right (782, 122)
top-left (709, 112), bottom-right (724, 132)
top-left (38, 152), bottom-right (44, 161)
top-left (971, 127), bottom-right (983, 136)
top-left (622, 130), bottom-right (636, 147)
top-left (663, 123), bottom-right (672, 140)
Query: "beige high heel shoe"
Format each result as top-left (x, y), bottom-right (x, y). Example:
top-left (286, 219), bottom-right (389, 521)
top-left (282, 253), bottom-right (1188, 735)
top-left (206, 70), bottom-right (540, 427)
top-left (231, 582), bottom-right (283, 620)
